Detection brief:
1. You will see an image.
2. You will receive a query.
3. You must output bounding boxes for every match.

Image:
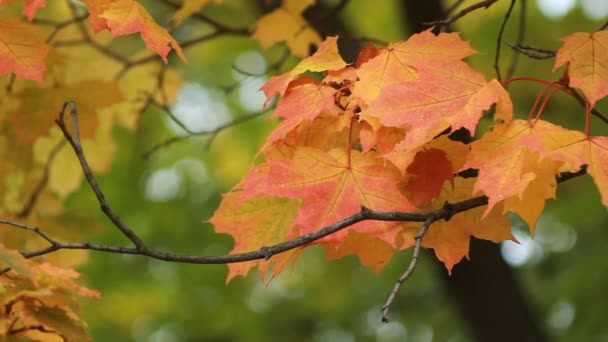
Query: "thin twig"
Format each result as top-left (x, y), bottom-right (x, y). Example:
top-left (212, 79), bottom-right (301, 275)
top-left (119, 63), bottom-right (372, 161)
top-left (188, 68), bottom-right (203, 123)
top-left (0, 102), bottom-right (589, 321)
top-left (143, 109), bottom-right (270, 158)
top-left (494, 0), bottom-right (517, 81)
top-left (565, 88), bottom-right (608, 125)
top-left (428, 0), bottom-right (499, 27)
top-left (505, 0), bottom-right (527, 80)
top-left (507, 43), bottom-right (556, 59)
top-left (446, 0), bottom-right (468, 15)
top-left (55, 101), bottom-right (147, 250)
top-left (381, 217), bottom-right (433, 322)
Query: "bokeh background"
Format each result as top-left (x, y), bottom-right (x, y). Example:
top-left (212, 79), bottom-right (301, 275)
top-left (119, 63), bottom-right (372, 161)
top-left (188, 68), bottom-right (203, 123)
top-left (43, 0), bottom-right (608, 340)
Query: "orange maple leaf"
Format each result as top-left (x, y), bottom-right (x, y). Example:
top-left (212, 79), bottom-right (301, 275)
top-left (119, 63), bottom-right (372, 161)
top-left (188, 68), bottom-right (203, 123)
top-left (417, 178), bottom-right (514, 272)
top-left (462, 119), bottom-right (586, 224)
top-left (324, 231), bottom-right (395, 274)
top-left (267, 80), bottom-right (340, 142)
top-left (209, 192), bottom-right (301, 282)
top-left (555, 31), bottom-right (608, 106)
top-left (94, 0), bottom-right (187, 62)
top-left (261, 36), bottom-right (347, 104)
top-left (352, 29), bottom-right (477, 104)
top-left (544, 136), bottom-right (608, 207)
top-left (0, 18), bottom-right (51, 82)
top-left (81, 0), bottom-right (112, 32)
top-left (239, 147), bottom-right (415, 245)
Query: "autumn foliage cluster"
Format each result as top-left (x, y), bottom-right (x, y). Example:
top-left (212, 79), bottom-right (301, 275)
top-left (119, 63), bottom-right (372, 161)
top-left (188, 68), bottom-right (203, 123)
top-left (0, 0), bottom-right (607, 340)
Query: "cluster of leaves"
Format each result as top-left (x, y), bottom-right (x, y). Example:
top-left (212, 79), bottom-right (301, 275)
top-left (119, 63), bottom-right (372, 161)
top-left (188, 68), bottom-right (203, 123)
top-left (0, 243), bottom-right (100, 339)
top-left (1, 0), bottom-right (607, 339)
top-left (0, 0), bottom-right (331, 338)
top-left (211, 30), bottom-right (608, 281)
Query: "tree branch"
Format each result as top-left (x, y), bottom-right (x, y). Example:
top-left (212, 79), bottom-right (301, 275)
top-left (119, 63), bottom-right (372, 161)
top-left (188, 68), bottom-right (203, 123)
top-left (428, 0), bottom-right (500, 27)
top-left (0, 101), bottom-right (589, 324)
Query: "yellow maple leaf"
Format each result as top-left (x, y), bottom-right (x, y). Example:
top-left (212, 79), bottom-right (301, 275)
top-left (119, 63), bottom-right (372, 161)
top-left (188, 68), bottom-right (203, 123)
top-left (252, 0), bottom-right (320, 58)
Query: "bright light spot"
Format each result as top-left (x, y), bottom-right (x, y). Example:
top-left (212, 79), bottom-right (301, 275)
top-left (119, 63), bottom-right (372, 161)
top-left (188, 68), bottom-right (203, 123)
top-left (410, 324), bottom-right (434, 342)
top-left (234, 51), bottom-right (267, 77)
top-left (233, 51), bottom-right (268, 113)
top-left (238, 77), bottom-right (268, 113)
top-left (170, 83), bottom-right (232, 135)
top-left (501, 230), bottom-right (544, 267)
top-left (536, 0), bottom-right (576, 18)
top-left (245, 277), bottom-right (304, 313)
top-left (548, 300), bottom-right (575, 331)
top-left (581, 0), bottom-right (608, 19)
top-left (535, 214), bottom-right (577, 252)
top-left (174, 158), bottom-right (209, 185)
top-left (145, 168), bottom-right (183, 202)
top-left (376, 321), bottom-right (408, 341)
top-left (148, 324), bottom-right (179, 342)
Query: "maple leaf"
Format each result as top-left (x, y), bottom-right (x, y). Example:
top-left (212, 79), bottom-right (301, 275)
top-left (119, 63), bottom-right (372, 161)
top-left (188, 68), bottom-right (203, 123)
top-left (267, 80), bottom-right (339, 142)
top-left (462, 119), bottom-right (586, 225)
top-left (415, 178), bottom-right (514, 272)
top-left (239, 147), bottom-right (415, 245)
top-left (81, 0), bottom-right (112, 32)
top-left (0, 18), bottom-right (51, 82)
top-left (260, 36), bottom-right (347, 103)
top-left (324, 231), bottom-right (395, 273)
top-left (555, 31), bottom-right (608, 106)
top-left (353, 29), bottom-right (477, 104)
top-left (542, 136), bottom-right (608, 207)
top-left (503, 152), bottom-right (562, 234)
top-left (209, 192), bottom-right (301, 282)
top-left (365, 73), bottom-right (508, 156)
top-left (170, 0), bottom-right (220, 26)
top-left (95, 0), bottom-right (187, 62)
top-left (406, 148), bottom-right (454, 207)
top-left (8, 80), bottom-right (122, 143)
top-left (252, 0), bottom-right (320, 58)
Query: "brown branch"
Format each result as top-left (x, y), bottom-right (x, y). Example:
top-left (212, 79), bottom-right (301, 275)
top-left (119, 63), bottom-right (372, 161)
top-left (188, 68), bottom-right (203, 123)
top-left (428, 0), bottom-right (500, 27)
top-left (0, 101), bottom-right (589, 321)
top-left (507, 43), bottom-right (556, 59)
top-left (565, 87), bottom-right (608, 126)
top-left (505, 0), bottom-right (527, 80)
top-left (55, 101), bottom-right (147, 250)
top-left (494, 0), bottom-right (516, 81)
top-left (381, 217), bottom-right (432, 322)
top-left (143, 108), bottom-right (269, 158)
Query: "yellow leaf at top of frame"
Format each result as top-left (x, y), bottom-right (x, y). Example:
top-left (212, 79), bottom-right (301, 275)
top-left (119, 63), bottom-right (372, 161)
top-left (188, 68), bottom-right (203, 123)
top-left (81, 0), bottom-right (186, 62)
top-left (252, 0), bottom-right (321, 58)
